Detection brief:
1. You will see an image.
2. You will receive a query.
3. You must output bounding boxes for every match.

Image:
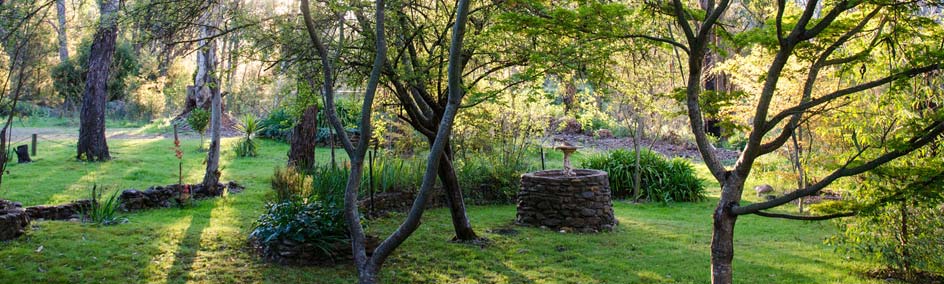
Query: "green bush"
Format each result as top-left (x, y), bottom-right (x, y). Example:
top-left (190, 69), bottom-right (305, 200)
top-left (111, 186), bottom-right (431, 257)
top-left (458, 153), bottom-right (533, 204)
top-left (80, 185), bottom-right (126, 226)
top-left (249, 200), bottom-right (348, 260)
top-left (187, 108), bottom-right (210, 149)
top-left (270, 166), bottom-right (314, 202)
top-left (235, 114), bottom-right (260, 157)
top-left (259, 108), bottom-right (295, 142)
top-left (582, 149), bottom-right (705, 202)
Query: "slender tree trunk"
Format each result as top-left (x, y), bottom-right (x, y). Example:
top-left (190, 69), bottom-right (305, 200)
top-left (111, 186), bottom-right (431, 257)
top-left (436, 148), bottom-right (478, 241)
top-left (201, 2), bottom-right (222, 191)
top-left (288, 105), bottom-right (318, 170)
top-left (55, 0), bottom-right (69, 63)
top-left (77, 0), bottom-right (119, 161)
top-left (711, 176), bottom-right (743, 284)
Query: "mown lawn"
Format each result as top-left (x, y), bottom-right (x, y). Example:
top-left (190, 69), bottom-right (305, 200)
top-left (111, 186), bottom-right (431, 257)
top-left (0, 137), bottom-right (879, 283)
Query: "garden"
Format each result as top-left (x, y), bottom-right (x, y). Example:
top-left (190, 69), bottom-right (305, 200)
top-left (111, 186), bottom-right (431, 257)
top-left (1, 0), bottom-right (943, 283)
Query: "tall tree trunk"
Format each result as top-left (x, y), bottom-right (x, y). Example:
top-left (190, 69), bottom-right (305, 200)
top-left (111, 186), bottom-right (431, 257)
top-left (201, 2), bottom-right (222, 191)
top-left (436, 147), bottom-right (478, 241)
top-left (77, 0), bottom-right (119, 161)
top-left (55, 0), bottom-right (69, 63)
top-left (288, 105), bottom-right (318, 170)
top-left (711, 176), bottom-right (743, 284)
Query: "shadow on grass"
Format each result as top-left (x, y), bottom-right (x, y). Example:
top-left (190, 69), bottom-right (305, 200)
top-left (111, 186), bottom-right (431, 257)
top-left (163, 201), bottom-right (217, 284)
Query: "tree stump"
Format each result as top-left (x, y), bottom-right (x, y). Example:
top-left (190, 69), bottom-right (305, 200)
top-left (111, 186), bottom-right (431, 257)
top-left (15, 145), bottom-right (30, 163)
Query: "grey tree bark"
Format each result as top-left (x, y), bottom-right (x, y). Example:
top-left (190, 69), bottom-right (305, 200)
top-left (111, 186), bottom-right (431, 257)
top-left (301, 0), bottom-right (471, 281)
top-left (55, 0), bottom-right (68, 63)
top-left (77, 0), bottom-right (119, 161)
top-left (201, 1), bottom-right (222, 190)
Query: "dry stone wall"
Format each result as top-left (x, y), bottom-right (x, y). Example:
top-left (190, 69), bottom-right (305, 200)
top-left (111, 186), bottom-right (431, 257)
top-left (516, 169), bottom-right (617, 233)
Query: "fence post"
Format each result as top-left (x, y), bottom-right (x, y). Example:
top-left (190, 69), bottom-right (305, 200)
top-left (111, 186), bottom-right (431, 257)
top-left (540, 147), bottom-right (546, 171)
top-left (368, 148), bottom-right (374, 216)
top-left (31, 134), bottom-right (37, 156)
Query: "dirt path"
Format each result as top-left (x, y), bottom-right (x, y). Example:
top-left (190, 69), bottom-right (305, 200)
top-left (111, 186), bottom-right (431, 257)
top-left (6, 127), bottom-right (237, 142)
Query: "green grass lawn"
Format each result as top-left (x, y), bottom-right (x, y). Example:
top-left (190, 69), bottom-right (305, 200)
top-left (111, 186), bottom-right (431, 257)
top-left (0, 137), bottom-right (879, 283)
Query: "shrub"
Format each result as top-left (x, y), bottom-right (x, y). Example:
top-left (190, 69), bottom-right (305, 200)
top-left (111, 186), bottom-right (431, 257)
top-left (249, 200), bottom-right (349, 260)
top-left (824, 161), bottom-right (944, 281)
top-left (259, 108), bottom-right (295, 142)
top-left (187, 108), bottom-right (210, 149)
top-left (582, 149), bottom-right (705, 202)
top-left (270, 166), bottom-right (314, 202)
top-left (235, 114), bottom-right (260, 157)
top-left (457, 153), bottom-right (533, 204)
top-left (80, 185), bottom-right (126, 225)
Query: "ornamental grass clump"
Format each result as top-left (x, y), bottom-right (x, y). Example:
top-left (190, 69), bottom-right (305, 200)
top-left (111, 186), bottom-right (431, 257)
top-left (582, 149), bottom-right (705, 202)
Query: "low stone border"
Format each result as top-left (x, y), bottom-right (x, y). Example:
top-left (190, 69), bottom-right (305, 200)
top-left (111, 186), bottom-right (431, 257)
top-left (118, 181), bottom-right (244, 211)
top-left (0, 200), bottom-right (29, 241)
top-left (251, 235), bottom-right (380, 266)
top-left (25, 200), bottom-right (92, 221)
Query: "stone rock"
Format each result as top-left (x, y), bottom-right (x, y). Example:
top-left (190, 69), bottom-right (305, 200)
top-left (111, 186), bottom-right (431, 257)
top-left (25, 200), bottom-right (92, 220)
top-left (0, 200), bottom-right (30, 241)
top-left (754, 184), bottom-right (774, 196)
top-left (516, 169), bottom-right (617, 233)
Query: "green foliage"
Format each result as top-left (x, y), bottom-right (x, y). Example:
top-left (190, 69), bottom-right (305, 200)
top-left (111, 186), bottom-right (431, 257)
top-left (187, 108), bottom-right (210, 135)
top-left (582, 149), bottom-right (705, 202)
top-left (825, 158), bottom-right (944, 279)
top-left (457, 153), bottom-right (531, 204)
top-left (235, 115), bottom-right (260, 157)
top-left (270, 166), bottom-right (314, 202)
top-left (258, 108), bottom-right (295, 142)
top-left (50, 40), bottom-right (140, 103)
top-left (80, 185), bottom-right (125, 226)
top-left (249, 200), bottom-right (348, 260)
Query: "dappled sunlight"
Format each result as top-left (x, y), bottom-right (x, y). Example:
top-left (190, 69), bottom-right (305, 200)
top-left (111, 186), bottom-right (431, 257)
top-left (143, 215), bottom-right (194, 284)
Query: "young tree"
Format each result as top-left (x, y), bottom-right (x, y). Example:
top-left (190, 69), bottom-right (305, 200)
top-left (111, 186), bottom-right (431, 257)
top-left (661, 1), bottom-right (944, 282)
top-left (302, 0), bottom-right (472, 280)
top-left (77, 0), bottom-right (120, 161)
top-left (346, 0), bottom-right (527, 241)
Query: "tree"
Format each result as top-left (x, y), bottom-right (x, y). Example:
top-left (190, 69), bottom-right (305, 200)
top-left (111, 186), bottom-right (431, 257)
top-left (346, 0), bottom-right (527, 241)
top-left (302, 0), bottom-right (472, 281)
top-left (660, 1), bottom-right (944, 282)
top-left (55, 0), bottom-right (68, 63)
top-left (200, 0), bottom-right (223, 191)
top-left (77, 0), bottom-right (120, 161)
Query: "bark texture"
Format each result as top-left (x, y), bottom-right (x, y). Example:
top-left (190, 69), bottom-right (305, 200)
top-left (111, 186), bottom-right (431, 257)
top-left (77, 0), bottom-right (119, 161)
top-left (288, 105), bottom-right (318, 170)
top-left (55, 0), bottom-right (69, 63)
top-left (201, 1), bottom-right (222, 191)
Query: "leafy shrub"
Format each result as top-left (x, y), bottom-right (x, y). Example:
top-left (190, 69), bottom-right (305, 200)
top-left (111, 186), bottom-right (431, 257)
top-left (187, 108), bottom-right (210, 149)
top-left (271, 166), bottom-right (314, 202)
top-left (259, 108), bottom-right (295, 142)
top-left (582, 149), bottom-right (705, 202)
top-left (457, 153), bottom-right (533, 204)
top-left (249, 200), bottom-right (349, 260)
top-left (80, 185), bottom-right (126, 225)
top-left (235, 114), bottom-right (260, 157)
top-left (825, 161), bottom-right (944, 281)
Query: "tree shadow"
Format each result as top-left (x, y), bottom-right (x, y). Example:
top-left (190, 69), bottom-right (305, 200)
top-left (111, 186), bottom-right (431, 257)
top-left (162, 201), bottom-right (216, 283)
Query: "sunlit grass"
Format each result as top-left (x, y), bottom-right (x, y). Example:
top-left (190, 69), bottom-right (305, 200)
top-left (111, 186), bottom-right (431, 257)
top-left (0, 138), bottom-right (881, 283)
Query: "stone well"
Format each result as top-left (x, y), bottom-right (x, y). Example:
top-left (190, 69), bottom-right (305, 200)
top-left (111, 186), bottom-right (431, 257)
top-left (516, 169), bottom-right (617, 232)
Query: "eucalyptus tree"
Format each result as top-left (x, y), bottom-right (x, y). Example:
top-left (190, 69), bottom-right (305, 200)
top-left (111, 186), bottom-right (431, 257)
top-left (302, 0), bottom-right (473, 281)
top-left (344, 0), bottom-right (528, 241)
top-left (77, 0), bottom-right (121, 161)
top-left (55, 0), bottom-right (68, 63)
top-left (199, 0), bottom-right (224, 191)
top-left (659, 1), bottom-right (944, 282)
